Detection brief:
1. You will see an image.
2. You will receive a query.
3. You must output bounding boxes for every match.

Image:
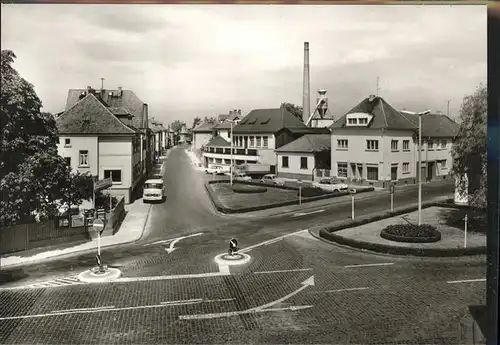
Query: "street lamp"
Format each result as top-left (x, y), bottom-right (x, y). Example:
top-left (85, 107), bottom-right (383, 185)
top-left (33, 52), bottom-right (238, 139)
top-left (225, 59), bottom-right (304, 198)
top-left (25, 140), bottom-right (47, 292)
top-left (229, 120), bottom-right (235, 186)
top-left (401, 109), bottom-right (431, 226)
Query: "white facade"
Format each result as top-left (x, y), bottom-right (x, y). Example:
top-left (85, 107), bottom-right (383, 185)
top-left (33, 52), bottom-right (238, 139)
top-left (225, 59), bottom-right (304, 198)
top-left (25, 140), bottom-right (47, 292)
top-left (193, 132), bottom-right (213, 151)
top-left (58, 135), bottom-right (140, 204)
top-left (276, 152), bottom-right (315, 180)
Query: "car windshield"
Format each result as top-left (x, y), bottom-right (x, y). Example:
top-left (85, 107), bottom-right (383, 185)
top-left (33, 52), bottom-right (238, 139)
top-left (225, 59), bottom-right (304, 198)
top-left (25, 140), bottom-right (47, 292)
top-left (145, 183), bottom-right (163, 189)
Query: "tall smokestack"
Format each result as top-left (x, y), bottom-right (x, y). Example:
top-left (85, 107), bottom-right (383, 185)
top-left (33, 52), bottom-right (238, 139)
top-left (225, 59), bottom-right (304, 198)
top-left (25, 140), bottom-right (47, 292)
top-left (303, 42), bottom-right (310, 125)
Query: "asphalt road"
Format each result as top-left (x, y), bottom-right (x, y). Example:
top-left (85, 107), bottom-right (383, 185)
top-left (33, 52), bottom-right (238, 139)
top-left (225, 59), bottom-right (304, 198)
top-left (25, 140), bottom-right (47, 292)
top-left (0, 146), bottom-right (486, 344)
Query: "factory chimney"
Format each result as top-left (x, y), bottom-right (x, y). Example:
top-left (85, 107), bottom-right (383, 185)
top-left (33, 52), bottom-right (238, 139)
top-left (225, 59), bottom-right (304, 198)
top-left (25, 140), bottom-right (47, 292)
top-left (302, 42), bottom-right (310, 125)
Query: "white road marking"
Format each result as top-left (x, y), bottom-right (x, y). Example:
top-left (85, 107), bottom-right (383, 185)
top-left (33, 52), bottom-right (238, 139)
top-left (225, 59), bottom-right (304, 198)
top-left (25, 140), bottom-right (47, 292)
top-left (309, 287), bottom-right (370, 294)
top-left (239, 229), bottom-right (308, 253)
top-left (344, 263), bottom-right (394, 268)
top-left (144, 239), bottom-right (173, 246)
top-left (161, 299), bottom-right (203, 305)
top-left (179, 275), bottom-right (314, 320)
top-left (204, 298), bottom-right (235, 303)
top-left (114, 272), bottom-right (230, 283)
top-left (254, 268), bottom-right (313, 275)
top-left (292, 210), bottom-right (325, 217)
top-left (218, 264), bottom-right (230, 274)
top-left (165, 232), bottom-right (204, 254)
top-left (50, 306), bottom-right (115, 313)
top-left (259, 305), bottom-right (313, 312)
top-left (447, 278), bottom-right (486, 284)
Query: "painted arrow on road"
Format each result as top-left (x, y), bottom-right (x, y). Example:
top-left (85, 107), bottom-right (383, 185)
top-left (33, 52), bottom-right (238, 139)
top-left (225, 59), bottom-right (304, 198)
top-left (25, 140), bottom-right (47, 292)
top-left (165, 233), bottom-right (204, 254)
top-left (178, 275), bottom-right (314, 320)
top-left (292, 210), bottom-right (325, 217)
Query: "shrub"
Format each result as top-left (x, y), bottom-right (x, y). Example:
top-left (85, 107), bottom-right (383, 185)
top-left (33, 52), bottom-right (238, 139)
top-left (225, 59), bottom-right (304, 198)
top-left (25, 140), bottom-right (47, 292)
top-left (299, 186), bottom-right (326, 198)
top-left (380, 224), bottom-right (441, 243)
top-left (231, 183), bottom-right (267, 194)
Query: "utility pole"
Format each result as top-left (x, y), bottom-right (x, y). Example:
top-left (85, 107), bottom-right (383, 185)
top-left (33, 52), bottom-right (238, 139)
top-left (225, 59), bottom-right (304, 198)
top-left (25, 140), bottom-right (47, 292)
top-left (100, 77), bottom-right (105, 90)
top-left (376, 76), bottom-right (380, 96)
top-left (446, 100), bottom-right (450, 116)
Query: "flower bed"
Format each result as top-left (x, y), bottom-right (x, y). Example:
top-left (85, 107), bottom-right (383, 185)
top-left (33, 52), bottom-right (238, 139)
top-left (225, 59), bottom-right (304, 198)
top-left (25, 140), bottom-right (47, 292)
top-left (231, 183), bottom-right (267, 194)
top-left (380, 224), bottom-right (442, 243)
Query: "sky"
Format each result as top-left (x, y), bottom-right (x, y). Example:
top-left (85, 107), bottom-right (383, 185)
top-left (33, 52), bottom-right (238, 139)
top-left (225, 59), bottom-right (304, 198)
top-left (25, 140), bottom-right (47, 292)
top-left (1, 4), bottom-right (486, 127)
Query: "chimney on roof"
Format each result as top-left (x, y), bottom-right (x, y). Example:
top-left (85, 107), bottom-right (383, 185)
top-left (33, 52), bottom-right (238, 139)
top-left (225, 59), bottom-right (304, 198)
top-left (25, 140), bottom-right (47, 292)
top-left (143, 104), bottom-right (148, 128)
top-left (368, 94), bottom-right (377, 102)
top-left (87, 86), bottom-right (92, 94)
top-left (238, 109), bottom-right (241, 115)
top-left (118, 86), bottom-right (123, 96)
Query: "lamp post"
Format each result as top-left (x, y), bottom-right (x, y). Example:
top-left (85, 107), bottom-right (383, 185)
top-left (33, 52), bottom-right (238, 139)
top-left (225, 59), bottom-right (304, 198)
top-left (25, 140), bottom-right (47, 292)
top-left (230, 121), bottom-right (234, 186)
top-left (401, 109), bottom-right (431, 226)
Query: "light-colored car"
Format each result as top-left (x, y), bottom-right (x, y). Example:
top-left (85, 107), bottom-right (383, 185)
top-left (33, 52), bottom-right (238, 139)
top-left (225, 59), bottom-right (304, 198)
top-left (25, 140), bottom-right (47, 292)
top-left (205, 165), bottom-right (225, 175)
top-left (143, 179), bottom-right (166, 202)
top-left (233, 173), bottom-right (252, 182)
top-left (313, 178), bottom-right (349, 192)
top-left (260, 174), bottom-right (286, 186)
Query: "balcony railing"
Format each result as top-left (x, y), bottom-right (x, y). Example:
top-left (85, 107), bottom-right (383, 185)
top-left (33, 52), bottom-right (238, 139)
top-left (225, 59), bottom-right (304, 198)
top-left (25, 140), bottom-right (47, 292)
top-left (202, 147), bottom-right (259, 157)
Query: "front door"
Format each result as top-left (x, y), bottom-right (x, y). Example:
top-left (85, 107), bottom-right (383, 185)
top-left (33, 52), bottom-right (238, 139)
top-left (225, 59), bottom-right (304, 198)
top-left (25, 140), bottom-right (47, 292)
top-left (427, 162), bottom-right (434, 181)
top-left (391, 166), bottom-right (398, 181)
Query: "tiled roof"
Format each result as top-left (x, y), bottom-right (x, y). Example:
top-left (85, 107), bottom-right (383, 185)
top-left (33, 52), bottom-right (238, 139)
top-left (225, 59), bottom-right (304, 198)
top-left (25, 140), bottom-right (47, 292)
top-left (149, 118), bottom-right (166, 132)
top-left (193, 121), bottom-right (217, 133)
top-left (402, 113), bottom-right (459, 138)
top-left (277, 127), bottom-right (331, 135)
top-left (206, 135), bottom-right (230, 147)
top-left (66, 88), bottom-right (147, 129)
top-left (276, 134), bottom-right (331, 153)
top-left (108, 107), bottom-right (132, 116)
top-left (331, 96), bottom-right (416, 131)
top-left (214, 122), bottom-right (232, 129)
top-left (233, 108), bottom-right (306, 134)
top-left (56, 94), bottom-right (137, 135)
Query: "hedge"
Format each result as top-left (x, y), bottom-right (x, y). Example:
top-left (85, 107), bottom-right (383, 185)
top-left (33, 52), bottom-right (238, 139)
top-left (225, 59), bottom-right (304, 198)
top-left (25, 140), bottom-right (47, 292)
top-left (380, 224), bottom-right (441, 243)
top-left (205, 180), bottom-right (375, 214)
top-left (231, 183), bottom-right (267, 194)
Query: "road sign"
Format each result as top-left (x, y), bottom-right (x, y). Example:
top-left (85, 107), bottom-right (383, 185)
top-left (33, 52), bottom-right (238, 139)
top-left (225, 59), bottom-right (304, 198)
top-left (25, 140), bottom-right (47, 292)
top-left (349, 188), bottom-right (356, 194)
top-left (229, 238), bottom-right (238, 249)
top-left (92, 218), bottom-right (105, 232)
top-left (390, 184), bottom-right (395, 194)
top-left (96, 254), bottom-right (102, 266)
top-left (94, 177), bottom-right (112, 192)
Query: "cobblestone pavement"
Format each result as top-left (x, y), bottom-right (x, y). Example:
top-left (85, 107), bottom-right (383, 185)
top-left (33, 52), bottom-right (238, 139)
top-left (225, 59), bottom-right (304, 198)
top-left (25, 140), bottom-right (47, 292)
top-left (0, 147), bottom-right (485, 344)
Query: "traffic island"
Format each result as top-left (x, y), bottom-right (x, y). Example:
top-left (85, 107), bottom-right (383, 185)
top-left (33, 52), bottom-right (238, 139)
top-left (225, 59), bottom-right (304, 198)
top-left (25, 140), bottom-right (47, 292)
top-left (214, 253), bottom-right (251, 266)
top-left (318, 201), bottom-right (486, 257)
top-left (77, 266), bottom-right (122, 283)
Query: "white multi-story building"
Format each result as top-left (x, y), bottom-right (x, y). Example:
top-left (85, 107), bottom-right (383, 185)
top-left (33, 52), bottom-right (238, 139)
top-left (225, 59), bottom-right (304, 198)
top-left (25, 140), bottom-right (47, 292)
top-left (57, 93), bottom-right (142, 204)
top-left (330, 95), bottom-right (459, 187)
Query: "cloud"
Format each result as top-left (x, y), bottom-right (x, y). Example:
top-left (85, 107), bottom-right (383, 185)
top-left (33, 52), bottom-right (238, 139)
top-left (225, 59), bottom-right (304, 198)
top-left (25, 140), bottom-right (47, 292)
top-left (0, 4), bottom-right (486, 125)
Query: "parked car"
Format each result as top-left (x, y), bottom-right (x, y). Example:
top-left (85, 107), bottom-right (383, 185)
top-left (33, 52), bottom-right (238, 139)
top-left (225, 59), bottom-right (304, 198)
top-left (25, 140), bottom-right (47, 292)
top-left (205, 165), bottom-right (226, 175)
top-left (149, 173), bottom-right (163, 180)
top-left (260, 174), bottom-right (286, 186)
top-left (143, 179), bottom-right (166, 203)
top-left (233, 173), bottom-right (252, 182)
top-left (313, 178), bottom-right (349, 192)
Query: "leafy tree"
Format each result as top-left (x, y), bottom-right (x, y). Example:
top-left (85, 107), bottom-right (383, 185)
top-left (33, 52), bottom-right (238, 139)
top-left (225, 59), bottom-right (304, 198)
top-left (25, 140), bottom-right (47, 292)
top-left (170, 120), bottom-right (185, 134)
top-left (0, 50), bottom-right (91, 225)
top-left (58, 170), bottom-right (94, 213)
top-left (451, 83), bottom-right (487, 210)
top-left (192, 116), bottom-right (201, 129)
top-left (204, 116), bottom-right (217, 123)
top-left (281, 102), bottom-right (303, 122)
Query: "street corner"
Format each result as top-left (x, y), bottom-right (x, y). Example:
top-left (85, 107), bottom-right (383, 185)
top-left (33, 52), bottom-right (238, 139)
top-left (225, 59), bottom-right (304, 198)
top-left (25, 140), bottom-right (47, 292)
top-left (77, 266), bottom-right (122, 283)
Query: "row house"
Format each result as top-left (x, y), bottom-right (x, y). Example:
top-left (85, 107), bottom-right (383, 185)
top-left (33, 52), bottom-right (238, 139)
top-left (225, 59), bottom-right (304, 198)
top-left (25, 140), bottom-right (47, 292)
top-left (149, 118), bottom-right (168, 160)
top-left (57, 93), bottom-right (143, 204)
top-left (330, 95), bottom-right (459, 187)
top-left (202, 106), bottom-right (317, 172)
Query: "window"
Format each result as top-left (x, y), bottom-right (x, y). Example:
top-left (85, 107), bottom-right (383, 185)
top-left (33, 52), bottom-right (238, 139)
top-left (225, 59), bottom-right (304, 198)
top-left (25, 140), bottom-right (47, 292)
top-left (263, 136), bottom-right (269, 148)
top-left (256, 136), bottom-right (261, 147)
top-left (391, 140), bottom-right (398, 151)
top-left (403, 162), bottom-right (410, 173)
top-left (239, 137), bottom-right (243, 147)
top-left (403, 140), bottom-right (410, 151)
top-left (250, 136), bottom-right (255, 147)
top-left (366, 140), bottom-right (379, 151)
top-left (367, 166), bottom-right (379, 181)
top-left (337, 163), bottom-right (348, 178)
top-left (348, 118), bottom-right (357, 125)
top-left (359, 118), bottom-right (368, 125)
top-left (337, 139), bottom-right (348, 149)
top-left (282, 156), bottom-right (289, 168)
top-left (65, 157), bottom-right (71, 166)
top-left (64, 138), bottom-right (71, 146)
top-left (300, 157), bottom-right (308, 169)
top-left (104, 169), bottom-right (122, 183)
top-left (79, 150), bottom-right (89, 167)
top-left (428, 140), bottom-right (434, 150)
top-left (441, 140), bottom-right (447, 149)
top-left (440, 160), bottom-right (448, 169)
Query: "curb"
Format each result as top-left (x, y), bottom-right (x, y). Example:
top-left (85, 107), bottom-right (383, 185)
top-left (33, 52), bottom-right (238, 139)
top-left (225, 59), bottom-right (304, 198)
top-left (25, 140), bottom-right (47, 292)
top-left (205, 180), bottom-right (375, 214)
top-left (318, 200), bottom-right (486, 257)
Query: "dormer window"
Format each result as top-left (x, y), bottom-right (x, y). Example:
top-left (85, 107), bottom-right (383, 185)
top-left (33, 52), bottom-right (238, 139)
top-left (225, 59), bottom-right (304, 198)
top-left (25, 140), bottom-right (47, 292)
top-left (359, 118), bottom-right (368, 125)
top-left (348, 118), bottom-right (357, 125)
top-left (346, 112), bottom-right (373, 127)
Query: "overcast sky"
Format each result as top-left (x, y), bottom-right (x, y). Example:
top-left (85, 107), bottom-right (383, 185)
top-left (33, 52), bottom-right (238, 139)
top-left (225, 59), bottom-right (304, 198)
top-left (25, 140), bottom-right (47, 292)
top-left (1, 4), bottom-right (486, 126)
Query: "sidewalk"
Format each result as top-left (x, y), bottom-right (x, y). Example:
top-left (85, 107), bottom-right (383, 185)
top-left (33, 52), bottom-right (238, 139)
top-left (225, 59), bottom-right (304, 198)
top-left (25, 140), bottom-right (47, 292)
top-left (0, 158), bottom-right (168, 270)
top-left (185, 148), bottom-right (204, 171)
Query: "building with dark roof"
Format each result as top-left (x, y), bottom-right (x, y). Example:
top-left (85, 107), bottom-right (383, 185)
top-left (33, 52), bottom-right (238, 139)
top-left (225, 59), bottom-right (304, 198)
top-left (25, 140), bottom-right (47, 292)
top-left (202, 105), bottom-right (309, 171)
top-left (330, 95), bottom-right (459, 187)
top-left (56, 94), bottom-right (144, 204)
top-left (149, 118), bottom-right (168, 159)
top-left (275, 134), bottom-right (331, 181)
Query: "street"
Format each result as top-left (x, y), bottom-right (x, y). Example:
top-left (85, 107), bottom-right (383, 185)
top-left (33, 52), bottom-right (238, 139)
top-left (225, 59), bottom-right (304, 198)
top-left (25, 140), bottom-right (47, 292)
top-left (0, 146), bottom-right (486, 344)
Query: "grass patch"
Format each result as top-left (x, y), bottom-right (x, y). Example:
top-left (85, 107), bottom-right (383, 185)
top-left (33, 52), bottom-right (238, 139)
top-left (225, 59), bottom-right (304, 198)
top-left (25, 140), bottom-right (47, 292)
top-left (231, 183), bottom-right (267, 194)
